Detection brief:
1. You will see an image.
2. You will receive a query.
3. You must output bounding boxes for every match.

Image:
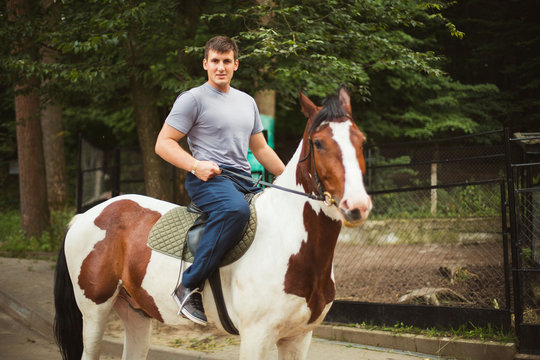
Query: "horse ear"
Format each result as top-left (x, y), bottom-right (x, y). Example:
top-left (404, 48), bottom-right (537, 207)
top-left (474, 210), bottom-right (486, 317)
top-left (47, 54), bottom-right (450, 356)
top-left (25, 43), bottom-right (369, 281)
top-left (298, 90), bottom-right (319, 119)
top-left (338, 85), bottom-right (352, 115)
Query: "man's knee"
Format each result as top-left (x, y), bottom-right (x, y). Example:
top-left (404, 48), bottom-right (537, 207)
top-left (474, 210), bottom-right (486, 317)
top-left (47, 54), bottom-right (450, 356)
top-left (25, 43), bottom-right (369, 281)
top-left (225, 200), bottom-right (250, 223)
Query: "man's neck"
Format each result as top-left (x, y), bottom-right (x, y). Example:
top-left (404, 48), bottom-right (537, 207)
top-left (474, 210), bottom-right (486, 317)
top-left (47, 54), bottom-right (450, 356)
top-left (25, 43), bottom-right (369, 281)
top-left (207, 81), bottom-right (230, 93)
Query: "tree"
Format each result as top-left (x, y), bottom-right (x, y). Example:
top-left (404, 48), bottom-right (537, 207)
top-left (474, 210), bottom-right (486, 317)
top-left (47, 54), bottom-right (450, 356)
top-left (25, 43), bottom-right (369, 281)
top-left (441, 0), bottom-right (540, 132)
top-left (40, 0), bottom-right (67, 211)
top-left (6, 0), bottom-right (50, 237)
top-left (199, 0), bottom-right (494, 142)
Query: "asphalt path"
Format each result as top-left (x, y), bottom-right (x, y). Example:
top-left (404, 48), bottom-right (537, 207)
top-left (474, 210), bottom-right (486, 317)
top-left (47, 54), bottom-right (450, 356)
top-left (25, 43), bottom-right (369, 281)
top-left (0, 309), bottom-right (120, 360)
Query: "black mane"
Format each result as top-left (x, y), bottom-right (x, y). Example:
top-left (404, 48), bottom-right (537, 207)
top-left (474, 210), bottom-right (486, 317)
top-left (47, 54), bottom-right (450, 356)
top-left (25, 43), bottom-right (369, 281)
top-left (308, 95), bottom-right (350, 134)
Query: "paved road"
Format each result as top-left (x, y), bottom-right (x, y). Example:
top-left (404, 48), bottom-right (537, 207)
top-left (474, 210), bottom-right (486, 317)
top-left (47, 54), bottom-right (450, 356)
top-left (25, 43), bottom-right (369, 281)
top-left (0, 309), bottom-right (120, 360)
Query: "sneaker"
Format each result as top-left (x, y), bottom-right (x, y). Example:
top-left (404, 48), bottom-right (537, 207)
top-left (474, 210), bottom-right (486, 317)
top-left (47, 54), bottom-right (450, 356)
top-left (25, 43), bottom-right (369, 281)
top-left (173, 284), bottom-right (207, 326)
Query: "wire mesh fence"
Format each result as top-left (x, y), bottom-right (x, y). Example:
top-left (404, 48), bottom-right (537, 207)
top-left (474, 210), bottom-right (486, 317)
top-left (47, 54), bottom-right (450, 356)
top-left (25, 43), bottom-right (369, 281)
top-left (334, 181), bottom-right (508, 310)
top-left (516, 188), bottom-right (540, 325)
top-left (333, 131), bottom-right (510, 311)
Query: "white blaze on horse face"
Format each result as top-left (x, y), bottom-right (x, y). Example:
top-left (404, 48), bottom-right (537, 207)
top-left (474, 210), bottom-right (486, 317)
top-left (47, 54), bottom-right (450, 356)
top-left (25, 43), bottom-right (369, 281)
top-left (329, 121), bottom-right (372, 225)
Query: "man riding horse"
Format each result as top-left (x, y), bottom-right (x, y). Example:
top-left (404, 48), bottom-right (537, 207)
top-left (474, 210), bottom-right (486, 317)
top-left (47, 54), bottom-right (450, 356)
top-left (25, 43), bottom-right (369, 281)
top-left (155, 35), bottom-right (285, 325)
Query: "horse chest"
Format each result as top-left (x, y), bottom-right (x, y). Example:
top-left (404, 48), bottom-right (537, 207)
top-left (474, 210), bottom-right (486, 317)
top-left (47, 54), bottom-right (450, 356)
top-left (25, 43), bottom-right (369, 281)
top-left (283, 203), bottom-right (342, 324)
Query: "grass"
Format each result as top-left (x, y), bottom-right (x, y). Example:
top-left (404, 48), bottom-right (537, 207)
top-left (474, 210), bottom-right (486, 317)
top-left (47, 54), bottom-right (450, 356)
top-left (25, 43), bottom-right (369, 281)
top-left (170, 335), bottom-right (239, 353)
top-left (0, 208), bottom-right (74, 258)
top-left (342, 321), bottom-right (516, 344)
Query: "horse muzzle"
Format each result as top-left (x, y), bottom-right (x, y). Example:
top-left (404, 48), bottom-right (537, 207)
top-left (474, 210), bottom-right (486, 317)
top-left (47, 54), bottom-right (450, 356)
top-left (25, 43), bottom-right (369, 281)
top-left (339, 196), bottom-right (372, 227)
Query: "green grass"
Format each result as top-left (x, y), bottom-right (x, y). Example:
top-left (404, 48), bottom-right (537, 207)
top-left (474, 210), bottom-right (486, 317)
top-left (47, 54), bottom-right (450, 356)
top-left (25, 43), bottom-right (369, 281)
top-left (341, 321), bottom-right (516, 344)
top-left (0, 208), bottom-right (74, 257)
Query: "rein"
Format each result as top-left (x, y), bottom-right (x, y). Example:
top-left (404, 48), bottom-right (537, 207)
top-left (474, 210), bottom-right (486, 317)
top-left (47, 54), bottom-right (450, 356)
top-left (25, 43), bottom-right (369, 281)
top-left (219, 149), bottom-right (336, 207)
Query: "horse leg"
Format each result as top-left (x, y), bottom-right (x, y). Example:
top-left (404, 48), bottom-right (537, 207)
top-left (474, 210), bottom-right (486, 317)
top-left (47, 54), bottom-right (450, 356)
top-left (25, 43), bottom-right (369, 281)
top-left (79, 300), bottom-right (115, 360)
top-left (277, 331), bottom-right (313, 360)
top-left (113, 299), bottom-right (152, 360)
top-left (238, 326), bottom-right (276, 360)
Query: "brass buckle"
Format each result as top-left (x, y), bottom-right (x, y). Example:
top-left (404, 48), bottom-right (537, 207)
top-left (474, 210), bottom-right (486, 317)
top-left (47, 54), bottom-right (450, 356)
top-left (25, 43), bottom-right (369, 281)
top-left (323, 192), bottom-right (335, 206)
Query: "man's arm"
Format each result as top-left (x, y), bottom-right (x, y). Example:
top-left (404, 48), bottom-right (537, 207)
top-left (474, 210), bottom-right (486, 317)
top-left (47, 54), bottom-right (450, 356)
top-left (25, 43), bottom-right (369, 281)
top-left (249, 132), bottom-right (285, 176)
top-left (155, 123), bottom-right (220, 181)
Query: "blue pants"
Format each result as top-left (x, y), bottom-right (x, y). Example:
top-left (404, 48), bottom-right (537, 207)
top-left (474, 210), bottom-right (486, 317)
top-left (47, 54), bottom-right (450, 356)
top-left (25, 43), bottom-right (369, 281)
top-left (181, 166), bottom-right (261, 288)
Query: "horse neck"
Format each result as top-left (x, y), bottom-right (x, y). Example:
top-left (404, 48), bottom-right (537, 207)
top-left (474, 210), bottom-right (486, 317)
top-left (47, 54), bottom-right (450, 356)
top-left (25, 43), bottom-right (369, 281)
top-left (273, 142), bottom-right (343, 320)
top-left (273, 139), bottom-right (343, 253)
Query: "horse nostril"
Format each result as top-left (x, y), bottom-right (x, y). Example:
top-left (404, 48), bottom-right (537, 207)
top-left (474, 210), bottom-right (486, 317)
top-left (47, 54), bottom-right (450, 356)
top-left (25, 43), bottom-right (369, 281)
top-left (349, 208), bottom-right (361, 220)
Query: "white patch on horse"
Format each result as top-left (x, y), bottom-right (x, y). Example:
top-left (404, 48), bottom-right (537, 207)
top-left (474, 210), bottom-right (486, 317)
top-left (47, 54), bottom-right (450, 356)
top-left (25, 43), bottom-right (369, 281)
top-left (329, 121), bottom-right (371, 213)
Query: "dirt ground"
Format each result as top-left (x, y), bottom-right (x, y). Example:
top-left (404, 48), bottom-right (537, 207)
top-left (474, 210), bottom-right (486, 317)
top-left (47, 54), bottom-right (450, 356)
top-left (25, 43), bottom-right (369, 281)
top-left (333, 242), bottom-right (506, 308)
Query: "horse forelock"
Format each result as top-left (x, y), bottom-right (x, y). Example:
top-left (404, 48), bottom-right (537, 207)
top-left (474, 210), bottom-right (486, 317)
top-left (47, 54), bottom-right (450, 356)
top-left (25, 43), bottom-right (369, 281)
top-left (307, 95), bottom-right (351, 134)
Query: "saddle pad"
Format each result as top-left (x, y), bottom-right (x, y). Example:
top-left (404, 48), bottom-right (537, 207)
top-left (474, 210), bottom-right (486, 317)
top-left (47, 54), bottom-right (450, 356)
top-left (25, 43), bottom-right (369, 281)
top-left (148, 195), bottom-right (258, 266)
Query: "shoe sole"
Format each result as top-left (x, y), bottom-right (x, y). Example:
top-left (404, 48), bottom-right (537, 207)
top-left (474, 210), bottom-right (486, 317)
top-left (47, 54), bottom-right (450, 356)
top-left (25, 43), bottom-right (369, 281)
top-left (180, 307), bottom-right (208, 326)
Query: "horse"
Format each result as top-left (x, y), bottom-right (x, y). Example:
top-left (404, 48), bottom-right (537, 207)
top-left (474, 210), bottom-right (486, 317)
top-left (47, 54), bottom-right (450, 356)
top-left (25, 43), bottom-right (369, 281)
top-left (54, 86), bottom-right (372, 360)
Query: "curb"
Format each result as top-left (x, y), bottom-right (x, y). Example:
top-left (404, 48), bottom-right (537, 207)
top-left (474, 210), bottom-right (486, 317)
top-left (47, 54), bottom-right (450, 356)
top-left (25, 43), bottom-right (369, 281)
top-left (314, 324), bottom-right (517, 360)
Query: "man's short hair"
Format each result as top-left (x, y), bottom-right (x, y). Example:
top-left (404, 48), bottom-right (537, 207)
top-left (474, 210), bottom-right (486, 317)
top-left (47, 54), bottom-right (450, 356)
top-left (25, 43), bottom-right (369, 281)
top-left (204, 36), bottom-right (238, 60)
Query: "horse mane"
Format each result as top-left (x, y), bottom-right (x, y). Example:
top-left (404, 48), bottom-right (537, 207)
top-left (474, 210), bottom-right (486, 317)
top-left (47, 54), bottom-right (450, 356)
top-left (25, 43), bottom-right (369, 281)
top-left (307, 95), bottom-right (351, 134)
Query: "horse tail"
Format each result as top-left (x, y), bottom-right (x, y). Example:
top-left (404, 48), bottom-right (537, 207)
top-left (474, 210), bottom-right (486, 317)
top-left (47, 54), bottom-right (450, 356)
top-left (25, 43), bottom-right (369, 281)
top-left (54, 226), bottom-right (83, 360)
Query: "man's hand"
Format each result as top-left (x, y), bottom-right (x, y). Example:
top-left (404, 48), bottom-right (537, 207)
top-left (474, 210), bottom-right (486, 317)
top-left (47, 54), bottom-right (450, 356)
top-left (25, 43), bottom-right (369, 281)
top-left (194, 160), bottom-right (221, 181)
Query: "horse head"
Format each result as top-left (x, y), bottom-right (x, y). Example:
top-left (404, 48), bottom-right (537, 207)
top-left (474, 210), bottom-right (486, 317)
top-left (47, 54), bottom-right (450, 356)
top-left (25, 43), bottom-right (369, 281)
top-left (296, 86), bottom-right (372, 227)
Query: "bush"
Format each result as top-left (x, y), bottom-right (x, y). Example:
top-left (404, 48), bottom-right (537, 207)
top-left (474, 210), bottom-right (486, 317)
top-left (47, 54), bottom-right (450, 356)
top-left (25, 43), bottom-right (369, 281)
top-left (0, 208), bottom-right (74, 257)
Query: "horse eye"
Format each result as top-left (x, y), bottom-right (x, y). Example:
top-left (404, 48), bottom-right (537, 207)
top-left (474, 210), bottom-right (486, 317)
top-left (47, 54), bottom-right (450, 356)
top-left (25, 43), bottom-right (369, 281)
top-left (313, 139), bottom-right (323, 150)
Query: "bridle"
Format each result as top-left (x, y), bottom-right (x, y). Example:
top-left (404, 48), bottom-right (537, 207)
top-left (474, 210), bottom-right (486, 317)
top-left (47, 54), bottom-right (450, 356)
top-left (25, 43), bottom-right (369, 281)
top-left (298, 137), bottom-right (336, 206)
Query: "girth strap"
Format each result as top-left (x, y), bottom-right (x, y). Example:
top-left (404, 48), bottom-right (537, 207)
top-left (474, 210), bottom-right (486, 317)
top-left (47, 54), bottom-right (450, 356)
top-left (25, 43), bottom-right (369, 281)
top-left (209, 270), bottom-right (239, 335)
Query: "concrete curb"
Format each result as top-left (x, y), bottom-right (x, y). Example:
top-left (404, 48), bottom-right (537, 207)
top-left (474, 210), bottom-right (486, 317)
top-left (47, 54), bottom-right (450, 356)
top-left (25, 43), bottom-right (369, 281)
top-left (314, 325), bottom-right (517, 360)
top-left (0, 285), bottom-right (53, 340)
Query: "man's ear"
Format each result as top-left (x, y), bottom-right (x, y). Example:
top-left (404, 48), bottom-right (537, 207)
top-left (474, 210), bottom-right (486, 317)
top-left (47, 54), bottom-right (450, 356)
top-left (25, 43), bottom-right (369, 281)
top-left (203, 58), bottom-right (208, 70)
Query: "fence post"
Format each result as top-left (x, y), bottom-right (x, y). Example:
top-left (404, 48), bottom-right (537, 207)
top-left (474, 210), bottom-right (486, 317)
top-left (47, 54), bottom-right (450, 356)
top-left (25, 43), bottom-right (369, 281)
top-left (504, 127), bottom-right (523, 342)
top-left (431, 145), bottom-right (439, 216)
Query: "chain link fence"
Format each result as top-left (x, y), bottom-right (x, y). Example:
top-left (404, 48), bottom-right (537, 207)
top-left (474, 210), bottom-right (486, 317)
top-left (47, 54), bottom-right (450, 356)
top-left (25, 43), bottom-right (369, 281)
top-left (333, 131), bottom-right (510, 312)
top-left (516, 188), bottom-right (540, 325)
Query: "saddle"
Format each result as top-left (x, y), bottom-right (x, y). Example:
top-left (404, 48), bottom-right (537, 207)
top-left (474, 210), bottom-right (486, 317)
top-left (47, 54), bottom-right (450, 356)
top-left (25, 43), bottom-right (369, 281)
top-left (148, 193), bottom-right (258, 266)
top-left (147, 193), bottom-right (259, 335)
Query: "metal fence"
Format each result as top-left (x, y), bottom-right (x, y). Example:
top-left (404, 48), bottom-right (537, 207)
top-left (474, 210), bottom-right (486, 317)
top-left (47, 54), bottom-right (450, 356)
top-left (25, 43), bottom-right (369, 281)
top-left (330, 130), bottom-right (511, 328)
top-left (507, 130), bottom-right (540, 354)
top-left (334, 181), bottom-right (508, 310)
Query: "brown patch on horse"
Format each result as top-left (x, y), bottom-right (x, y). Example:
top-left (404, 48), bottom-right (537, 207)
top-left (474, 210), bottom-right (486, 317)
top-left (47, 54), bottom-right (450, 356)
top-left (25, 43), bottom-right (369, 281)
top-left (78, 199), bottom-right (164, 322)
top-left (284, 203), bottom-right (342, 323)
top-left (351, 123), bottom-right (367, 174)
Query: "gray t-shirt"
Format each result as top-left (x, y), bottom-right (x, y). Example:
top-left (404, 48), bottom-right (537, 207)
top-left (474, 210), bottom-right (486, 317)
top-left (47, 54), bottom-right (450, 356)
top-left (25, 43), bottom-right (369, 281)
top-left (165, 82), bottom-right (263, 173)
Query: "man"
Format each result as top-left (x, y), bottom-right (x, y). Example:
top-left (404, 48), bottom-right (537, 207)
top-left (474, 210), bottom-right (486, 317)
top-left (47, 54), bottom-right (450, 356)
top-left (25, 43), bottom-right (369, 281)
top-left (155, 36), bottom-right (285, 325)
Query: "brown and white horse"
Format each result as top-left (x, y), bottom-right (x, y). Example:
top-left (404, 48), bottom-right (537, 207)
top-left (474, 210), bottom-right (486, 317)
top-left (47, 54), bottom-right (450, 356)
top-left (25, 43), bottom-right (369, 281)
top-left (54, 87), bottom-right (371, 360)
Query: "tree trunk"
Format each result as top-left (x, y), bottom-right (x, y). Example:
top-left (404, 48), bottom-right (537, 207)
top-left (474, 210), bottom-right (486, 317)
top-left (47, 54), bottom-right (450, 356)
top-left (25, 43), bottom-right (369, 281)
top-left (14, 82), bottom-right (50, 237)
top-left (40, 0), bottom-right (67, 212)
top-left (254, 90), bottom-right (276, 118)
top-left (40, 51), bottom-right (67, 211)
top-left (130, 76), bottom-right (172, 201)
top-left (8, 0), bottom-right (50, 237)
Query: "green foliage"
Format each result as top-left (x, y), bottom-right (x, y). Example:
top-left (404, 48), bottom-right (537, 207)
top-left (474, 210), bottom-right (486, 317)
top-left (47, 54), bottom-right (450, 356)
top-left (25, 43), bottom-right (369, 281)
top-left (371, 184), bottom-right (500, 220)
top-left (0, 208), bottom-right (74, 257)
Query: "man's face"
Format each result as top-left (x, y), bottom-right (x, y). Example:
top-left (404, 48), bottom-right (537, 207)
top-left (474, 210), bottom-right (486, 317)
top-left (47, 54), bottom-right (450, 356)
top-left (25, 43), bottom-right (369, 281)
top-left (203, 49), bottom-right (239, 92)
